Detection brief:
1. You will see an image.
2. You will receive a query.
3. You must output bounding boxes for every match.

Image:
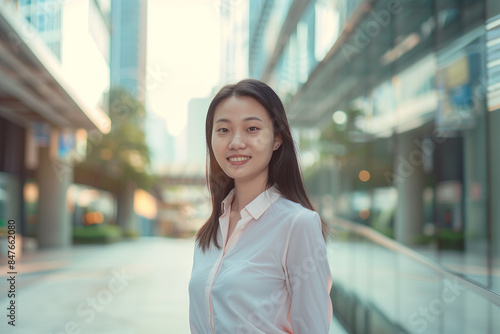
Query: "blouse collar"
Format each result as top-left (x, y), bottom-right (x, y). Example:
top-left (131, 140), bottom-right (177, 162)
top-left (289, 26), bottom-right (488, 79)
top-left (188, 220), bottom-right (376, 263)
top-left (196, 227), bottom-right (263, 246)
top-left (220, 184), bottom-right (282, 220)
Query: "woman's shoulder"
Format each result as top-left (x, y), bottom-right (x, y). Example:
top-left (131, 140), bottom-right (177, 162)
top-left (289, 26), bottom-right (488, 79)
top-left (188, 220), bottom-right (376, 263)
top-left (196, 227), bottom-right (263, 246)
top-left (272, 197), bottom-right (320, 227)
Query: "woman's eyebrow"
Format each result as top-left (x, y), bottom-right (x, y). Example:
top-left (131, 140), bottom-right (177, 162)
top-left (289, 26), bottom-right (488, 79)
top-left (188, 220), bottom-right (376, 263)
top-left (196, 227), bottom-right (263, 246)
top-left (215, 116), bottom-right (263, 123)
top-left (243, 116), bottom-right (263, 122)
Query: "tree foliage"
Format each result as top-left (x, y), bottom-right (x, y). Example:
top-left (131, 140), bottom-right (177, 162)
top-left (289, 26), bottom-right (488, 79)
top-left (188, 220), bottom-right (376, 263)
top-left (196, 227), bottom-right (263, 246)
top-left (80, 87), bottom-right (155, 190)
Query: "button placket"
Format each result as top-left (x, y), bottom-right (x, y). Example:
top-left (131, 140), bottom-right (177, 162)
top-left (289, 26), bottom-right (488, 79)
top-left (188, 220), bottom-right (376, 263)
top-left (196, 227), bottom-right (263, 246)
top-left (209, 215), bottom-right (247, 332)
top-left (208, 241), bottom-right (229, 333)
top-left (208, 213), bottom-right (232, 333)
top-left (225, 216), bottom-right (252, 251)
top-left (209, 208), bottom-right (253, 332)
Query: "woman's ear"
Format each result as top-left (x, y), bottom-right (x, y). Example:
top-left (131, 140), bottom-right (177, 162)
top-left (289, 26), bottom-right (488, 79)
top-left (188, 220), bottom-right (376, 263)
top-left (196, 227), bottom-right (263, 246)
top-left (273, 133), bottom-right (283, 150)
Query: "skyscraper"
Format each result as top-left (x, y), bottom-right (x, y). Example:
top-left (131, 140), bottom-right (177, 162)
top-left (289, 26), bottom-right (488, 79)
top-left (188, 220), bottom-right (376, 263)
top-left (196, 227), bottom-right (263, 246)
top-left (110, 0), bottom-right (147, 101)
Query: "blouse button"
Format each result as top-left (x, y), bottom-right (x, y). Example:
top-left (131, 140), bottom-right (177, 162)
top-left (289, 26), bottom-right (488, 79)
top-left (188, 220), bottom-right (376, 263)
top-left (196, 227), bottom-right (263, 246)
top-left (240, 225), bottom-right (246, 230)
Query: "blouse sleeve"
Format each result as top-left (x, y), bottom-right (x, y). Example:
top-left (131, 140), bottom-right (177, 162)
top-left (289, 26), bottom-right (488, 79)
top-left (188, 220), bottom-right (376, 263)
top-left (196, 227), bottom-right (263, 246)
top-left (285, 210), bottom-right (333, 333)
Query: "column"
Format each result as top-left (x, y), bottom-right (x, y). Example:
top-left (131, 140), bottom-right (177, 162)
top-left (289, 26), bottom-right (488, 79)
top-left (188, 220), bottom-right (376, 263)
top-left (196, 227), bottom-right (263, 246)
top-left (36, 145), bottom-right (72, 248)
top-left (117, 182), bottom-right (138, 237)
top-left (394, 130), bottom-right (424, 246)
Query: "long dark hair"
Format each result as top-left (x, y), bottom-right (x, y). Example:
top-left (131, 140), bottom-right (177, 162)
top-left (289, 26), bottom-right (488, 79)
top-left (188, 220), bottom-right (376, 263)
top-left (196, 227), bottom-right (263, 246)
top-left (196, 78), bottom-right (334, 252)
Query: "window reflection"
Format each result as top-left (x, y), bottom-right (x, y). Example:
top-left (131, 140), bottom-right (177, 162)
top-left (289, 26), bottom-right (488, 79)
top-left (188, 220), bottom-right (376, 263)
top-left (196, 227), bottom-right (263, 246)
top-left (301, 0), bottom-right (495, 296)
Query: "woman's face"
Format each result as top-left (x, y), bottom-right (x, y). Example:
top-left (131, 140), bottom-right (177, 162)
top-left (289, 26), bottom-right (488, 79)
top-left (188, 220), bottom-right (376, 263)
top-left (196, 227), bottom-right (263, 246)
top-left (211, 96), bottom-right (282, 184)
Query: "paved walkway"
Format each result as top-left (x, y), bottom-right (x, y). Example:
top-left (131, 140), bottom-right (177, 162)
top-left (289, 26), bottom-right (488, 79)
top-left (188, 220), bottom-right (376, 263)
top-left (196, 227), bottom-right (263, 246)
top-left (0, 237), bottom-right (347, 333)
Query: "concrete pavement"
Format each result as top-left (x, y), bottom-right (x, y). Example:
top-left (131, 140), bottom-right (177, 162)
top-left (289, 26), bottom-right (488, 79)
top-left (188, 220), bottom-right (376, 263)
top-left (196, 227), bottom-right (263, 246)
top-left (1, 237), bottom-right (194, 333)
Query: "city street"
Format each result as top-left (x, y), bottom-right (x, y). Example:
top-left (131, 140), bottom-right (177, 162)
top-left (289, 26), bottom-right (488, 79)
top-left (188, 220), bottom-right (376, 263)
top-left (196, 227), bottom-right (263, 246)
top-left (0, 237), bottom-right (346, 334)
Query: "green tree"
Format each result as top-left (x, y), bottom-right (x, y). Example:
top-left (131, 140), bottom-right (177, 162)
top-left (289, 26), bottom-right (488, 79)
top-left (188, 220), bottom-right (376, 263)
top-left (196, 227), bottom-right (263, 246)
top-left (80, 87), bottom-right (154, 189)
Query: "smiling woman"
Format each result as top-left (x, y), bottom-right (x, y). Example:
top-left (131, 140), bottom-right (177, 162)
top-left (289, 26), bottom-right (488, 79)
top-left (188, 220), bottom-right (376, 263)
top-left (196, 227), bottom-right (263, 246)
top-left (189, 79), bottom-right (334, 333)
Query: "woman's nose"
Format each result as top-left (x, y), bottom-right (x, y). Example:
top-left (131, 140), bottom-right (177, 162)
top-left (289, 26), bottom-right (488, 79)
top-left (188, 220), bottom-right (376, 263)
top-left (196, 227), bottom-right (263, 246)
top-left (228, 132), bottom-right (246, 150)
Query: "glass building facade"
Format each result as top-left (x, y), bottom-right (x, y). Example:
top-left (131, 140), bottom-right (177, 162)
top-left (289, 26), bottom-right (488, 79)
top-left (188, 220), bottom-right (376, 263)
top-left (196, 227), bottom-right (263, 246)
top-left (18, 0), bottom-right (63, 59)
top-left (110, 0), bottom-right (147, 101)
top-left (250, 0), bottom-right (500, 332)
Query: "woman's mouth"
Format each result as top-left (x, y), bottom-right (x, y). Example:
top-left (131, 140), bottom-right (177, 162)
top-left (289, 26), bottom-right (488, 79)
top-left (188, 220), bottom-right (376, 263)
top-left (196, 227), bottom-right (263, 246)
top-left (228, 156), bottom-right (251, 165)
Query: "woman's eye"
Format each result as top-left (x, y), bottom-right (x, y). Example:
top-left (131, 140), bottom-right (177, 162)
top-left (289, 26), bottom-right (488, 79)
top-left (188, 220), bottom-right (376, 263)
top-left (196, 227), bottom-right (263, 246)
top-left (216, 128), bottom-right (228, 133)
top-left (248, 127), bottom-right (259, 131)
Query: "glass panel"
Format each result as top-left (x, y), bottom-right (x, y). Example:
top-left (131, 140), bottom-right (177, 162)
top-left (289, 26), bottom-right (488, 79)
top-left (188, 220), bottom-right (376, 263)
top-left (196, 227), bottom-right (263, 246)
top-left (370, 243), bottom-right (397, 322)
top-left (327, 228), bottom-right (351, 294)
top-left (448, 288), bottom-right (490, 333)
top-left (352, 234), bottom-right (370, 300)
top-left (492, 302), bottom-right (500, 333)
top-left (435, 34), bottom-right (489, 287)
top-left (397, 255), bottom-right (442, 334)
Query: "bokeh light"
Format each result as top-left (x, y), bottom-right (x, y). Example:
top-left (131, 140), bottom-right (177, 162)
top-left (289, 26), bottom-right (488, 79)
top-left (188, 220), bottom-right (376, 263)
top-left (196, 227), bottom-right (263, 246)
top-left (332, 110), bottom-right (347, 125)
top-left (359, 170), bottom-right (370, 182)
top-left (359, 209), bottom-right (370, 220)
top-left (82, 212), bottom-right (104, 225)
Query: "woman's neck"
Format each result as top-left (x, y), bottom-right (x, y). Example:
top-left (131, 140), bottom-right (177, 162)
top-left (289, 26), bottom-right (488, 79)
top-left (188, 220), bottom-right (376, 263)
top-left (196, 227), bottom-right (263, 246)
top-left (231, 178), bottom-right (269, 213)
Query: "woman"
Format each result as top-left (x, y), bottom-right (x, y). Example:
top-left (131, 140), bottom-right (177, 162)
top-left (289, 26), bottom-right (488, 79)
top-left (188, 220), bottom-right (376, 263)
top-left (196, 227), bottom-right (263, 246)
top-left (189, 79), bottom-right (333, 333)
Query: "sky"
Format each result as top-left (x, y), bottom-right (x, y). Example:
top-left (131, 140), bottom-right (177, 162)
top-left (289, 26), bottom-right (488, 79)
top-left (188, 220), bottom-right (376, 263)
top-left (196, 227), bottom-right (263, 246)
top-left (146, 0), bottom-right (221, 137)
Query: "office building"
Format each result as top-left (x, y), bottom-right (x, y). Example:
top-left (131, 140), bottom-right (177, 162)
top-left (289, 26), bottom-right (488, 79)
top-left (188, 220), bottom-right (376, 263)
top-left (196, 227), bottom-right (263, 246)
top-left (250, 0), bottom-right (500, 332)
top-left (0, 0), bottom-right (111, 248)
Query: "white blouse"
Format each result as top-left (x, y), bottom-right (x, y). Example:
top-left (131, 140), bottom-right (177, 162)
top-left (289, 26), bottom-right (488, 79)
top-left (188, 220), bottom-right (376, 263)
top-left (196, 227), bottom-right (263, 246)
top-left (189, 185), bottom-right (333, 333)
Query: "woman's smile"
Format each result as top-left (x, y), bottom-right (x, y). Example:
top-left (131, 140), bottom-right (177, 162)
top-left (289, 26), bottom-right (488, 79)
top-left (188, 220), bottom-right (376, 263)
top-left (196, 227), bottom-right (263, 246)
top-left (227, 155), bottom-right (251, 165)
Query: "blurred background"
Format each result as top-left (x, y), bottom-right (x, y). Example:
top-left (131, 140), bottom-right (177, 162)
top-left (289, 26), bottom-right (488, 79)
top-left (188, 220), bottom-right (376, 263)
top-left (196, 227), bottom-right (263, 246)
top-left (0, 0), bottom-right (499, 333)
